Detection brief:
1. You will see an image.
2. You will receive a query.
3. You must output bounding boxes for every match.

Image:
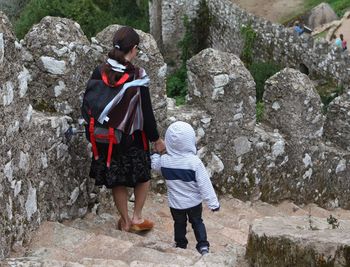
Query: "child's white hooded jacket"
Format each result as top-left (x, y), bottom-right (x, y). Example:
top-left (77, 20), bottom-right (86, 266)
top-left (151, 121), bottom-right (220, 210)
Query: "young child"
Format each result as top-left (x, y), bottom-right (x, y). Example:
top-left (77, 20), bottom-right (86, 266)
top-left (151, 121), bottom-right (220, 255)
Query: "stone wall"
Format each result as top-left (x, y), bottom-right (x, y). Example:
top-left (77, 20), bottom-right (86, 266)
top-left (0, 13), bottom-right (94, 259)
top-left (150, 0), bottom-right (350, 85)
top-left (149, 0), bottom-right (200, 64)
top-left (0, 13), bottom-right (167, 259)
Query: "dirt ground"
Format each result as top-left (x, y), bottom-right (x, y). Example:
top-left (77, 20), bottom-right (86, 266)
top-left (231, 0), bottom-right (305, 23)
top-left (335, 18), bottom-right (350, 43)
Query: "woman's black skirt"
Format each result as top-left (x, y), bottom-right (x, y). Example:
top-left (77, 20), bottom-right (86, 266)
top-left (89, 142), bottom-right (151, 188)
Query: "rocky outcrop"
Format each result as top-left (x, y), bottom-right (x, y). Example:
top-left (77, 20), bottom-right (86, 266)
top-left (324, 90), bottom-right (350, 151)
top-left (246, 216), bottom-right (350, 266)
top-left (0, 13), bottom-right (167, 260)
top-left (263, 68), bottom-right (324, 143)
top-left (164, 48), bottom-right (350, 209)
top-left (22, 16), bottom-right (99, 117)
top-left (306, 3), bottom-right (338, 29)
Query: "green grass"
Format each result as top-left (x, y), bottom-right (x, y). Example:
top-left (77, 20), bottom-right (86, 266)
top-left (305, 0), bottom-right (350, 17)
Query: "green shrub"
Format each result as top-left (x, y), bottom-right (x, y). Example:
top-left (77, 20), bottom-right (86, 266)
top-left (256, 101), bottom-right (264, 122)
top-left (14, 0), bottom-right (149, 39)
top-left (248, 61), bottom-right (281, 102)
top-left (318, 83), bottom-right (344, 113)
top-left (166, 65), bottom-right (187, 105)
top-left (240, 22), bottom-right (257, 66)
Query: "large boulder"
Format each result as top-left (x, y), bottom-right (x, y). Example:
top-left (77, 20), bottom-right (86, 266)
top-left (324, 89), bottom-right (350, 151)
top-left (263, 68), bottom-right (324, 144)
top-left (187, 48), bottom-right (256, 136)
top-left (22, 16), bottom-right (99, 118)
top-left (306, 3), bottom-right (338, 29)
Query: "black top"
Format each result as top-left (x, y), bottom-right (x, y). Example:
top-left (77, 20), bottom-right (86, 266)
top-left (90, 66), bottom-right (159, 147)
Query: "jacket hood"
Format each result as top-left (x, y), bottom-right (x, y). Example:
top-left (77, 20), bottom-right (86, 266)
top-left (165, 121), bottom-right (196, 156)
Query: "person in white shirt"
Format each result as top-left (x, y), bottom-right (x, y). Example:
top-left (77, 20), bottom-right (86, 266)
top-left (151, 121), bottom-right (220, 255)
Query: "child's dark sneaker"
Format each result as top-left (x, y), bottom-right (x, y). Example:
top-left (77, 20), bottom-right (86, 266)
top-left (199, 246), bottom-right (209, 255)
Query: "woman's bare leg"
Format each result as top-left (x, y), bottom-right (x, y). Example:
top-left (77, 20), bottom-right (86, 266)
top-left (132, 180), bottom-right (150, 224)
top-left (112, 186), bottom-right (131, 231)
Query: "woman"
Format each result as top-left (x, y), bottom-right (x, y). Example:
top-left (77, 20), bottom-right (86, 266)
top-left (83, 26), bottom-right (165, 232)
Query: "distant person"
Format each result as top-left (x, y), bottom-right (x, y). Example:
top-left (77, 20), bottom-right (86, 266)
top-left (340, 34), bottom-right (347, 51)
top-left (335, 34), bottom-right (343, 49)
top-left (294, 21), bottom-right (304, 36)
top-left (151, 121), bottom-right (220, 256)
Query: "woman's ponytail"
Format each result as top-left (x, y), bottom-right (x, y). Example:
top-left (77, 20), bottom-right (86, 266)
top-left (103, 26), bottom-right (140, 85)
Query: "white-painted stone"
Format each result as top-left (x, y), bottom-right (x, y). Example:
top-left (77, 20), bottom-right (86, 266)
top-left (196, 127), bottom-right (205, 142)
top-left (234, 157), bottom-right (244, 173)
top-left (25, 184), bottom-right (37, 220)
top-left (0, 33), bottom-right (4, 65)
top-left (213, 74), bottom-right (229, 88)
top-left (303, 168), bottom-right (313, 179)
top-left (166, 97), bottom-right (176, 110)
top-left (18, 67), bottom-right (31, 98)
top-left (7, 196), bottom-right (13, 220)
top-left (68, 187), bottom-right (80, 205)
top-left (52, 46), bottom-right (68, 57)
top-left (201, 117), bottom-right (211, 124)
top-left (19, 151), bottom-right (29, 173)
top-left (25, 105), bottom-right (33, 123)
top-left (158, 64), bottom-right (167, 78)
top-left (2, 81), bottom-right (14, 106)
top-left (57, 143), bottom-right (69, 160)
top-left (40, 56), bottom-right (66, 75)
top-left (335, 159), bottom-right (346, 174)
top-left (14, 180), bottom-right (22, 197)
top-left (272, 101), bottom-right (281, 110)
top-left (272, 140), bottom-right (285, 158)
top-left (314, 126), bottom-right (323, 137)
top-left (54, 81), bottom-right (66, 97)
top-left (233, 113), bottom-right (243, 121)
top-left (41, 152), bottom-right (48, 169)
top-left (234, 137), bottom-right (251, 157)
top-left (208, 153), bottom-right (224, 176)
top-left (303, 153), bottom-right (312, 168)
top-left (69, 52), bottom-right (76, 65)
top-left (4, 161), bottom-right (13, 182)
top-left (197, 146), bottom-right (207, 159)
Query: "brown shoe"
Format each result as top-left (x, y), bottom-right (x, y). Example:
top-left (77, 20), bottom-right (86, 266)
top-left (130, 219), bottom-right (154, 232)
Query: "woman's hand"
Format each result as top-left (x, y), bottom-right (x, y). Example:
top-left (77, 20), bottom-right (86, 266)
top-left (153, 138), bottom-right (166, 154)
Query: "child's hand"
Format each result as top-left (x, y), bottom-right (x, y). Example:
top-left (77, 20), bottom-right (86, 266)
top-left (154, 138), bottom-right (166, 154)
top-left (211, 206), bottom-right (220, 212)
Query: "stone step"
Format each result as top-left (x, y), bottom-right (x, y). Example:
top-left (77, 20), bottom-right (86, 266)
top-left (6, 193), bottom-right (350, 266)
top-left (246, 216), bottom-right (350, 266)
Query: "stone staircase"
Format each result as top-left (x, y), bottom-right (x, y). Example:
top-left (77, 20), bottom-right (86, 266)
top-left (3, 193), bottom-right (350, 267)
